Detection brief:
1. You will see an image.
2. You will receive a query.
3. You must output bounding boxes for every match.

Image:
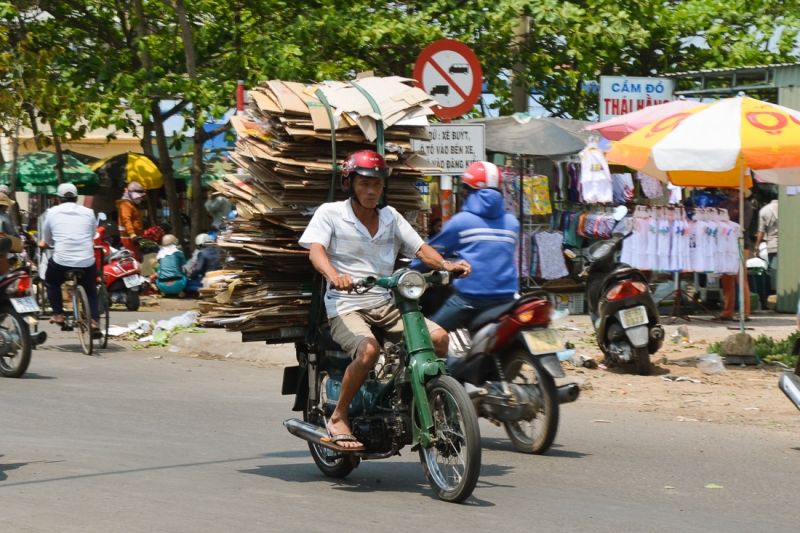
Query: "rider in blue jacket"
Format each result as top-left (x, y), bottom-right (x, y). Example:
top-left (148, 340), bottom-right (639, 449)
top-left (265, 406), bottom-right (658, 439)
top-left (412, 161), bottom-right (519, 331)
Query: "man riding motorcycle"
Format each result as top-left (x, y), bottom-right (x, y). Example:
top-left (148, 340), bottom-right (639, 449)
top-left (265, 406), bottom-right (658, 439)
top-left (412, 161), bottom-right (519, 334)
top-left (298, 150), bottom-right (471, 450)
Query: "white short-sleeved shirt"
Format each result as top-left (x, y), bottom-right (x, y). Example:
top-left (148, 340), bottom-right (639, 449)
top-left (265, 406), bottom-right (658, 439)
top-left (299, 199), bottom-right (425, 317)
top-left (42, 202), bottom-right (98, 268)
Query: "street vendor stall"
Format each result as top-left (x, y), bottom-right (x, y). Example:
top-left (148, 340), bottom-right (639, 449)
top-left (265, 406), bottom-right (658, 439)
top-left (606, 96), bottom-right (800, 333)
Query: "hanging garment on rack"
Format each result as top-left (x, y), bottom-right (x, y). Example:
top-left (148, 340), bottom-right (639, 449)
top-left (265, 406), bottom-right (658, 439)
top-left (531, 231), bottom-right (569, 280)
top-left (636, 171), bottom-right (664, 199)
top-left (667, 182), bottom-right (683, 205)
top-left (610, 173), bottom-right (635, 204)
top-left (623, 207), bottom-right (740, 274)
top-left (515, 228), bottom-right (533, 277)
top-left (500, 169), bottom-right (552, 216)
top-left (579, 147), bottom-right (612, 204)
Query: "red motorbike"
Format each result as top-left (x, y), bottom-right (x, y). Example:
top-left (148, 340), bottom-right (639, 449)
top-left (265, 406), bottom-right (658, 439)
top-left (94, 226), bottom-right (144, 311)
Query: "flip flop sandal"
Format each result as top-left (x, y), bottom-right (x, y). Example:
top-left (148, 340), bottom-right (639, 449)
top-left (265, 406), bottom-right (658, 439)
top-left (91, 328), bottom-right (104, 339)
top-left (319, 433), bottom-right (365, 452)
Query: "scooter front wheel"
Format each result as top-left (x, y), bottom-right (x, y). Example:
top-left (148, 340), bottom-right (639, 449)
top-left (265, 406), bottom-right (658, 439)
top-left (502, 349), bottom-right (559, 454)
top-left (419, 375), bottom-right (481, 503)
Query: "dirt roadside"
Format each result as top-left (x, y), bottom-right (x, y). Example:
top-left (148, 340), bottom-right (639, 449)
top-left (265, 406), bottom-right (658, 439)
top-left (557, 313), bottom-right (800, 430)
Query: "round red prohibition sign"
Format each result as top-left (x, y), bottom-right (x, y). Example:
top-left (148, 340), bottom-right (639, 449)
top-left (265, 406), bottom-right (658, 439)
top-left (414, 40), bottom-right (483, 119)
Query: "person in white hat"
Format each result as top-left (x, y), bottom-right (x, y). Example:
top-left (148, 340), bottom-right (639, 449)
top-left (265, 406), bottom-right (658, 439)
top-left (40, 183), bottom-right (100, 331)
top-left (0, 192), bottom-right (19, 237)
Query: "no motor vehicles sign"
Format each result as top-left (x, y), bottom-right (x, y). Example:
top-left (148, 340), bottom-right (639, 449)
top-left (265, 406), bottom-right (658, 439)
top-left (414, 40), bottom-right (483, 119)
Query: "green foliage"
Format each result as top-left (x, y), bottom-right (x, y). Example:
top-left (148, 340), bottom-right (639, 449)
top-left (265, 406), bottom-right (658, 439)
top-left (707, 332), bottom-right (800, 367)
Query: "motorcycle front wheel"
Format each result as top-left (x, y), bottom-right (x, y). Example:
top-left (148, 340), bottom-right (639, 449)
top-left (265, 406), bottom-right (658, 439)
top-left (502, 349), bottom-right (559, 454)
top-left (303, 372), bottom-right (357, 478)
top-left (0, 305), bottom-right (31, 378)
top-left (419, 375), bottom-right (481, 503)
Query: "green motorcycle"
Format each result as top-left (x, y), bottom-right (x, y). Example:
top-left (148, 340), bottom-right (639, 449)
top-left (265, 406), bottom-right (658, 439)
top-left (282, 269), bottom-right (482, 503)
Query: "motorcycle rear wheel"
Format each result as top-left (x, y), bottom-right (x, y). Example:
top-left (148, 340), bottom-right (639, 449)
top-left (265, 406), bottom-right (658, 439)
top-left (419, 375), bottom-right (481, 503)
top-left (634, 346), bottom-right (652, 376)
top-left (0, 305), bottom-right (31, 378)
top-left (502, 349), bottom-right (559, 454)
top-left (125, 290), bottom-right (140, 312)
top-left (304, 372), bottom-right (357, 478)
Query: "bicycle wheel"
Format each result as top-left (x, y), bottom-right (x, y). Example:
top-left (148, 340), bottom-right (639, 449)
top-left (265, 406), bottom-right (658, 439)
top-left (74, 285), bottom-right (93, 355)
top-left (98, 284), bottom-right (110, 349)
top-left (36, 278), bottom-right (48, 317)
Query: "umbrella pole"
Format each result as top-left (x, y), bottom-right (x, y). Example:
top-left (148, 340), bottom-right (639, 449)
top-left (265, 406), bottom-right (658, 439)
top-left (739, 160), bottom-right (745, 334)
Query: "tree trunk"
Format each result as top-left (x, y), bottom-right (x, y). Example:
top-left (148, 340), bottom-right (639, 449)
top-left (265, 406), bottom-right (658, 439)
top-left (151, 101), bottom-right (184, 246)
top-left (174, 0), bottom-right (197, 78)
top-left (26, 106), bottom-right (43, 151)
top-left (9, 126), bottom-right (21, 227)
top-left (49, 121), bottom-right (65, 184)
top-left (189, 108), bottom-right (206, 250)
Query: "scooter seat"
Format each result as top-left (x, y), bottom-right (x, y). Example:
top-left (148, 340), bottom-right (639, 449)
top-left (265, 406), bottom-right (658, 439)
top-left (106, 250), bottom-right (132, 263)
top-left (468, 301), bottom-right (518, 331)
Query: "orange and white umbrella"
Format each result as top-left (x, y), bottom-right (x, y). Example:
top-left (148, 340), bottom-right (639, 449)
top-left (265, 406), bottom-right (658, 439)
top-left (606, 96), bottom-right (800, 187)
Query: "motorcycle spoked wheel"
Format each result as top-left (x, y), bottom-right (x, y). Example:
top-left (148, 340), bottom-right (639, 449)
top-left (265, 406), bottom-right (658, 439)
top-left (634, 346), bottom-right (652, 376)
top-left (501, 349), bottom-right (559, 454)
top-left (0, 305), bottom-right (32, 378)
top-left (125, 289), bottom-right (140, 312)
top-left (303, 372), bottom-right (359, 478)
top-left (418, 375), bottom-right (481, 504)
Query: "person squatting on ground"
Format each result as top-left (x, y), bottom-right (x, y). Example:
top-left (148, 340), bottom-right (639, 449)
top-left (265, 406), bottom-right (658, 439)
top-left (299, 150), bottom-right (471, 450)
top-left (185, 233), bottom-right (222, 296)
top-left (154, 234), bottom-right (188, 296)
top-left (40, 184), bottom-right (100, 331)
top-left (117, 182), bottom-right (146, 258)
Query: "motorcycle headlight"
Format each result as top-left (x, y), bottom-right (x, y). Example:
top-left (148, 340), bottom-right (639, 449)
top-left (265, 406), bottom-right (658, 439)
top-left (397, 271), bottom-right (426, 300)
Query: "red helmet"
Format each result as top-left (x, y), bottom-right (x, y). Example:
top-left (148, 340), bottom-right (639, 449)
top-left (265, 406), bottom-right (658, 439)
top-left (462, 161), bottom-right (501, 191)
top-left (341, 150), bottom-right (390, 190)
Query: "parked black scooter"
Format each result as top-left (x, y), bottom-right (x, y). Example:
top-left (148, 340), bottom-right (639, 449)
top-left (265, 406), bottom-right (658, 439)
top-left (578, 212), bottom-right (664, 375)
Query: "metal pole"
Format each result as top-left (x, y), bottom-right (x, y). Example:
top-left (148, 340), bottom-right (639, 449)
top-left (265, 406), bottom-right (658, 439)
top-left (738, 159), bottom-right (746, 333)
top-left (518, 155), bottom-right (524, 287)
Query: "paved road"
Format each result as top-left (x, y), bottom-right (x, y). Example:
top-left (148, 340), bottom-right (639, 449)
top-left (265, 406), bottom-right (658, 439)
top-left (2, 312), bottom-right (799, 532)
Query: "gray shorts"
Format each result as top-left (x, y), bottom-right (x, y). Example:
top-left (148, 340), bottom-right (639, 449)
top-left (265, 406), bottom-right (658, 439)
top-left (329, 302), bottom-right (442, 357)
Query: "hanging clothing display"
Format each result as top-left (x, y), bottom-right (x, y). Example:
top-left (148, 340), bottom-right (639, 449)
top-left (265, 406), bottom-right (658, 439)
top-left (610, 173), bottom-right (634, 204)
top-left (531, 231), bottom-right (569, 280)
top-left (620, 207), bottom-right (740, 274)
top-left (579, 143), bottom-right (612, 204)
top-left (636, 171), bottom-right (664, 199)
top-left (667, 182), bottom-right (683, 205)
top-left (501, 168), bottom-right (552, 216)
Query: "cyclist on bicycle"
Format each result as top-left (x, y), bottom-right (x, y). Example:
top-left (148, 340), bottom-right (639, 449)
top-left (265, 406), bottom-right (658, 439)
top-left (40, 183), bottom-right (100, 332)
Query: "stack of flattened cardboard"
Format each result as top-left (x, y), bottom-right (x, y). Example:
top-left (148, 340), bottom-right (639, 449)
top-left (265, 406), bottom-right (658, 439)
top-left (199, 76), bottom-right (439, 344)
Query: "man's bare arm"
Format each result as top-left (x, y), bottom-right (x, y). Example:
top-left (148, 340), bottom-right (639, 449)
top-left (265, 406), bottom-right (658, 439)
top-left (309, 243), bottom-right (354, 291)
top-left (415, 243), bottom-right (471, 277)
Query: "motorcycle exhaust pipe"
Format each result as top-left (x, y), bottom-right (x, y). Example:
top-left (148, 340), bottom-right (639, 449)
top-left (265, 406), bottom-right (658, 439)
top-left (283, 418), bottom-right (353, 455)
top-left (30, 330), bottom-right (47, 348)
top-left (557, 383), bottom-right (580, 404)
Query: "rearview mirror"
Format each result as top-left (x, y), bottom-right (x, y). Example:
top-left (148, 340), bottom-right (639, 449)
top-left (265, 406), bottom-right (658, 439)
top-left (613, 205), bottom-right (628, 221)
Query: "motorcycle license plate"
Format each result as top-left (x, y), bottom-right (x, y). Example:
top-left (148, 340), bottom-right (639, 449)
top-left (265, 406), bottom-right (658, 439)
top-left (619, 306), bottom-right (648, 329)
top-left (123, 275), bottom-right (142, 289)
top-left (522, 329), bottom-right (564, 355)
top-left (11, 296), bottom-right (40, 314)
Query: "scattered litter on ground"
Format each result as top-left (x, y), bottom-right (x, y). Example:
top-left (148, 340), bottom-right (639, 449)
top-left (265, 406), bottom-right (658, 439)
top-left (591, 419), bottom-right (613, 423)
top-left (168, 345), bottom-right (180, 353)
top-left (671, 325), bottom-right (691, 344)
top-left (122, 312), bottom-right (206, 348)
top-left (598, 364), bottom-right (608, 370)
top-left (225, 352), bottom-right (233, 358)
top-left (744, 407), bottom-right (760, 411)
top-left (661, 375), bottom-right (701, 383)
top-left (771, 361), bottom-right (790, 369)
top-left (696, 353), bottom-right (727, 375)
top-left (664, 486), bottom-right (675, 490)
top-left (705, 484), bottom-right (723, 489)
top-left (557, 348), bottom-right (576, 362)
top-left (570, 354), bottom-right (598, 369)
top-left (107, 325), bottom-right (134, 337)
top-left (152, 356), bottom-right (162, 359)
top-left (676, 416), bottom-right (698, 422)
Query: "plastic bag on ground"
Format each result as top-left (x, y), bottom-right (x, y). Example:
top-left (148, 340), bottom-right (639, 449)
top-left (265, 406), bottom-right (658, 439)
top-left (154, 311), bottom-right (200, 333)
top-left (696, 353), bottom-right (726, 375)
